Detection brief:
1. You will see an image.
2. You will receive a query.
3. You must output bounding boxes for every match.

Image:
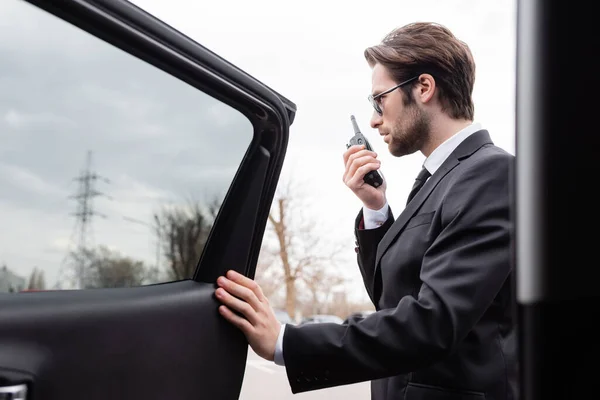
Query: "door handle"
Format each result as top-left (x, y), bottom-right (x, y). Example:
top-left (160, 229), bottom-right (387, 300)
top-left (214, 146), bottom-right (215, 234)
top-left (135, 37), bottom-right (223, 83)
top-left (0, 384), bottom-right (27, 400)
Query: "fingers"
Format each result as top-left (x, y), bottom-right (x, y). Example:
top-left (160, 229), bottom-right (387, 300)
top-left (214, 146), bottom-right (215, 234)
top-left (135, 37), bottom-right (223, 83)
top-left (226, 270), bottom-right (267, 303)
top-left (345, 158), bottom-right (381, 185)
top-left (217, 274), bottom-right (262, 312)
top-left (343, 145), bottom-right (376, 166)
top-left (349, 163), bottom-right (381, 186)
top-left (215, 286), bottom-right (258, 325)
top-left (218, 305), bottom-right (254, 333)
top-left (343, 148), bottom-right (380, 185)
top-left (342, 144), bottom-right (365, 165)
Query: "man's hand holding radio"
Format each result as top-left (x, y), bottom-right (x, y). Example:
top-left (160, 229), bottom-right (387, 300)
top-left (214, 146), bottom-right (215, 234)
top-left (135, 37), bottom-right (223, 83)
top-left (343, 145), bottom-right (387, 211)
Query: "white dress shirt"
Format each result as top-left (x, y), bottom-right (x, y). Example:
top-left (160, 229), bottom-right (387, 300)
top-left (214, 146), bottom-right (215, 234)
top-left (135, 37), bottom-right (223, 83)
top-left (273, 122), bottom-right (483, 366)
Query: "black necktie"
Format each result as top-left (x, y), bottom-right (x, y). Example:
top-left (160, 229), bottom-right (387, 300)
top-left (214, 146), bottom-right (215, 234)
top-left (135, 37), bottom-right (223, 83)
top-left (406, 167), bottom-right (431, 205)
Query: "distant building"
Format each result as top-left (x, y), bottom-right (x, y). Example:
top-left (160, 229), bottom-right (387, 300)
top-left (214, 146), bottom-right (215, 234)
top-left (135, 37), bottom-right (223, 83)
top-left (0, 265), bottom-right (26, 293)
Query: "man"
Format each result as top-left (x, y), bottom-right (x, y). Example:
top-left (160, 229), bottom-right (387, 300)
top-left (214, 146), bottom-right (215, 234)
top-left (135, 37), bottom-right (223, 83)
top-left (215, 22), bottom-right (517, 400)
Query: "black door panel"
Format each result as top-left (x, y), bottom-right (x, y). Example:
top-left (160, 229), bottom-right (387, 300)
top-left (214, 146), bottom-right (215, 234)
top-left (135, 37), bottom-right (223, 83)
top-left (0, 281), bottom-right (246, 399)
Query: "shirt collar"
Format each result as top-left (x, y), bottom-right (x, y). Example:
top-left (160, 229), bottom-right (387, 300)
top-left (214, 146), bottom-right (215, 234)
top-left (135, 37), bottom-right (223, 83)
top-left (423, 122), bottom-right (482, 175)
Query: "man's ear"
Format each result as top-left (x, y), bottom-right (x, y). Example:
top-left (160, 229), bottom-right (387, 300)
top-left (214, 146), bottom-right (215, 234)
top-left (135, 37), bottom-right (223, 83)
top-left (416, 73), bottom-right (436, 104)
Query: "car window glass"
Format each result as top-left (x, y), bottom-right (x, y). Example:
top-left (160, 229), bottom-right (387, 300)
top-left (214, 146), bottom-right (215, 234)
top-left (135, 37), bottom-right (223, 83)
top-left (0, 0), bottom-right (252, 291)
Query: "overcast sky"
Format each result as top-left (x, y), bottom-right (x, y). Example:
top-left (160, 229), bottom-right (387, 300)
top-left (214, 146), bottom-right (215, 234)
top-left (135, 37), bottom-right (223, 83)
top-left (1, 0), bottom-right (516, 299)
top-left (1, 0), bottom-right (252, 288)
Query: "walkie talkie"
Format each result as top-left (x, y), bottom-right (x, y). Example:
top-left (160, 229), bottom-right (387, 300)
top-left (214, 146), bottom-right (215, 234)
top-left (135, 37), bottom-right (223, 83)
top-left (347, 115), bottom-right (384, 188)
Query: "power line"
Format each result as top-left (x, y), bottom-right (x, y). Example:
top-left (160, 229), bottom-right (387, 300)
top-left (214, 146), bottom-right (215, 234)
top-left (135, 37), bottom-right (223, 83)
top-left (69, 150), bottom-right (109, 289)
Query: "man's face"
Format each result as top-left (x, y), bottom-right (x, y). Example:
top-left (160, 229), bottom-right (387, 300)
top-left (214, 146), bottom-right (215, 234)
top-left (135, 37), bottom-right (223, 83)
top-left (369, 63), bottom-right (430, 157)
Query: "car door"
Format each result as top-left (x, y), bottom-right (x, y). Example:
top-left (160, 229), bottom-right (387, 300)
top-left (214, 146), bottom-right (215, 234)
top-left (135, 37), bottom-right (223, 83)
top-left (0, 0), bottom-right (296, 399)
top-left (515, 0), bottom-right (597, 399)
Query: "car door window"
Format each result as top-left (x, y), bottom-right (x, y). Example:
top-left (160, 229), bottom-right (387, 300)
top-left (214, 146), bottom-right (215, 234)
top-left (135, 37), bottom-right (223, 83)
top-left (0, 0), bottom-right (253, 291)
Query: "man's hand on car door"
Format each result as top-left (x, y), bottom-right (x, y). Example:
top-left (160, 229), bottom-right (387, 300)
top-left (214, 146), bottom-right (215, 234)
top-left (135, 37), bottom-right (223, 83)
top-left (215, 270), bottom-right (281, 361)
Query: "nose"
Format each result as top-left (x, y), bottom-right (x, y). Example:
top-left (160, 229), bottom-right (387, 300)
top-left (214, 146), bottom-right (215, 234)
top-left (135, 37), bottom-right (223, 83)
top-left (370, 110), bottom-right (383, 129)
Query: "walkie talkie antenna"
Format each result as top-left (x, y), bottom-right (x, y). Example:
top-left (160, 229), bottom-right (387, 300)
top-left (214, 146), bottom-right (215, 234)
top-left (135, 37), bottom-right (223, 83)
top-left (350, 115), bottom-right (361, 135)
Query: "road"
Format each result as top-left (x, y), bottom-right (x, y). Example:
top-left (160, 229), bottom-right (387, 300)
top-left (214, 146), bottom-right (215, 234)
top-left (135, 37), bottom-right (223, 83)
top-left (239, 348), bottom-right (371, 400)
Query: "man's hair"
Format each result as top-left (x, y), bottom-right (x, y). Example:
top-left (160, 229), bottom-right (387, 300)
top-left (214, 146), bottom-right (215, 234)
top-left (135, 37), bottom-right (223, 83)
top-left (364, 22), bottom-right (475, 120)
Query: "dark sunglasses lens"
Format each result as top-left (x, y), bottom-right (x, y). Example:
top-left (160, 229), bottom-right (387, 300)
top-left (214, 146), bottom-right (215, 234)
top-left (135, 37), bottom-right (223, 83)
top-left (369, 96), bottom-right (382, 115)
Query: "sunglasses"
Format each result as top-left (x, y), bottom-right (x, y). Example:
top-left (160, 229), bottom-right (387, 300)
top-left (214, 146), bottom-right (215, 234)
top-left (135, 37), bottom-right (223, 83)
top-left (368, 76), bottom-right (419, 116)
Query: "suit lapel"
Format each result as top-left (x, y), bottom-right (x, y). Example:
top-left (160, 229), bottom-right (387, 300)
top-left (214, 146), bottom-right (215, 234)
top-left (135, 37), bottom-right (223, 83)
top-left (373, 130), bottom-right (494, 274)
top-left (374, 158), bottom-right (458, 269)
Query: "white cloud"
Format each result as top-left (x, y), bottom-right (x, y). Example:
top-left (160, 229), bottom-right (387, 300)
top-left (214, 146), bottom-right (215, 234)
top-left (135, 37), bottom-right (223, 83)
top-left (50, 237), bottom-right (73, 252)
top-left (3, 108), bottom-right (77, 131)
top-left (0, 163), bottom-right (68, 198)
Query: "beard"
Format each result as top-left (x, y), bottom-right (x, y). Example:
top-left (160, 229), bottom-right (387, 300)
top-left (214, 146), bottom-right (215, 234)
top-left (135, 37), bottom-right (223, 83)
top-left (387, 104), bottom-right (431, 157)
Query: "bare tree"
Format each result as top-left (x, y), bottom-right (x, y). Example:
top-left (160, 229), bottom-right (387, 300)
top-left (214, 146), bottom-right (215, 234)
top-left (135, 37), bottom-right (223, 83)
top-left (154, 199), bottom-right (219, 280)
top-left (74, 246), bottom-right (150, 289)
top-left (27, 267), bottom-right (46, 290)
top-left (301, 267), bottom-right (347, 315)
top-left (254, 250), bottom-right (284, 300)
top-left (258, 176), bottom-right (346, 320)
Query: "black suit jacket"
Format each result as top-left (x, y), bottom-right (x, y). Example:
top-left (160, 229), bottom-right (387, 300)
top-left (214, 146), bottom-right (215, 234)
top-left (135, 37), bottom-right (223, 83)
top-left (282, 130), bottom-right (518, 400)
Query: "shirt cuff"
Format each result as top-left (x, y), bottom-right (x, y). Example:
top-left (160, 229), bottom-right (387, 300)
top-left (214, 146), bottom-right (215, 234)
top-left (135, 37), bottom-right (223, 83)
top-left (274, 323), bottom-right (286, 366)
top-left (363, 202), bottom-right (389, 229)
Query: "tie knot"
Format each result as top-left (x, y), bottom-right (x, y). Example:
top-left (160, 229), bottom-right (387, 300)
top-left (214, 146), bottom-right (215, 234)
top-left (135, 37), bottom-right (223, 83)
top-left (406, 167), bottom-right (431, 205)
top-left (416, 167), bottom-right (431, 181)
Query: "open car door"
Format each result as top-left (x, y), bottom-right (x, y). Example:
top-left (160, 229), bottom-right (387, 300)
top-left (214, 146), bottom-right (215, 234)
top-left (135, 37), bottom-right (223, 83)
top-left (516, 0), bottom-right (598, 398)
top-left (0, 0), bottom-right (296, 399)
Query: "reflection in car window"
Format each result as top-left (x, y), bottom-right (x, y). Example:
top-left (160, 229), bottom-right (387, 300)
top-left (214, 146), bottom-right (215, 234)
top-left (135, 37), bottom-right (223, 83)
top-left (0, 0), bottom-right (252, 291)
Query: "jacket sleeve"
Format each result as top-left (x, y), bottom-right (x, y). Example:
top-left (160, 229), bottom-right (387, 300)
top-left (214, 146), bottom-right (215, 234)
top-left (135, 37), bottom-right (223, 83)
top-left (283, 153), bottom-right (513, 393)
top-left (353, 209), bottom-right (394, 306)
